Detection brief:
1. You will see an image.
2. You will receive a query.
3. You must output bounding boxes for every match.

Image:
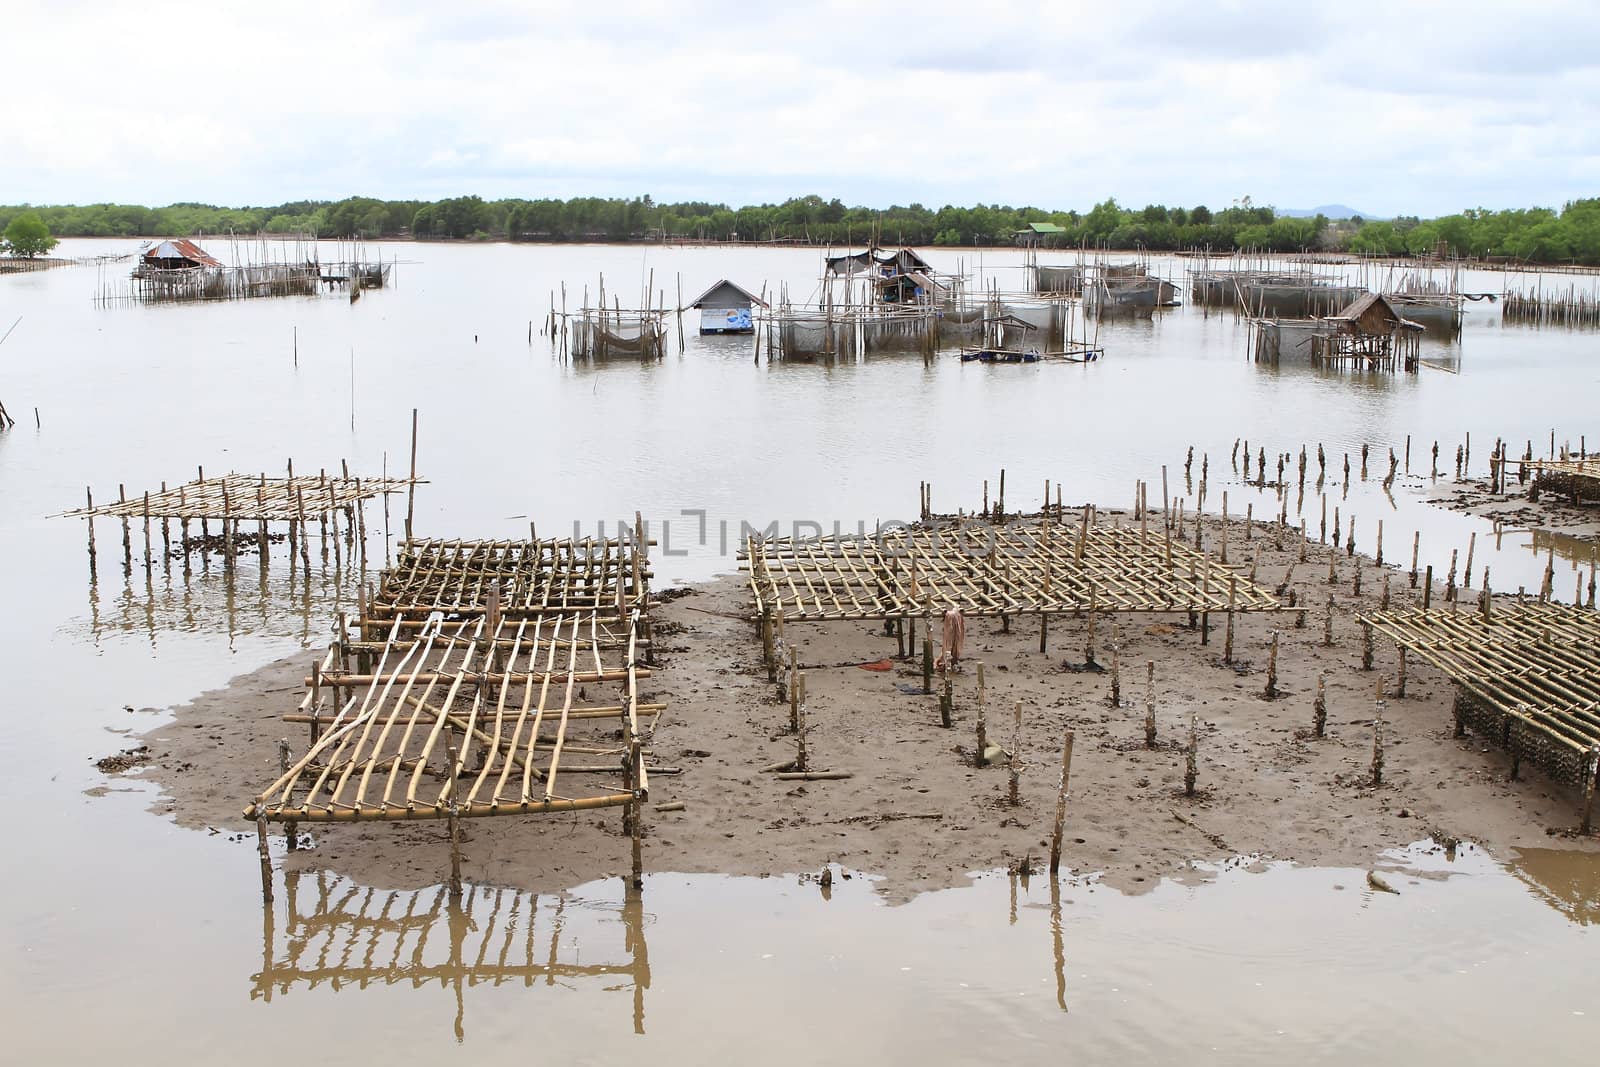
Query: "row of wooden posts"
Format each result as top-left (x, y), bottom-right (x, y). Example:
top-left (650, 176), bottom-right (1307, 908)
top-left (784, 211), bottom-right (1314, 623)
top-left (756, 595), bottom-right (1414, 876)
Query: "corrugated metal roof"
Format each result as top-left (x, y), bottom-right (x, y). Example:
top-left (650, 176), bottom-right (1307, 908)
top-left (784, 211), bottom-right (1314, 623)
top-left (687, 278), bottom-right (767, 309)
top-left (144, 238), bottom-right (223, 268)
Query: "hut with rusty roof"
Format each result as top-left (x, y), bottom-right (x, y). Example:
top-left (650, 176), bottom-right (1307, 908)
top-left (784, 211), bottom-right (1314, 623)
top-left (138, 239), bottom-right (224, 272)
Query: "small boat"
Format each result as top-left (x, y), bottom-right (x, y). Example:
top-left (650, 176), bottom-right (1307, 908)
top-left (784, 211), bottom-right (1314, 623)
top-left (961, 347), bottom-right (1042, 363)
top-left (959, 345), bottom-right (1104, 365)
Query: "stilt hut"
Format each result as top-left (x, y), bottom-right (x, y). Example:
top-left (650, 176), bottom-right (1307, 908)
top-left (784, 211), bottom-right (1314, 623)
top-left (138, 239), bottom-right (223, 272)
top-left (1313, 292), bottom-right (1424, 370)
top-left (687, 279), bottom-right (766, 334)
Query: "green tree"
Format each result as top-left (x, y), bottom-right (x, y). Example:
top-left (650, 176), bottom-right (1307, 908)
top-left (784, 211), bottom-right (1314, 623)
top-left (3, 212), bottom-right (57, 257)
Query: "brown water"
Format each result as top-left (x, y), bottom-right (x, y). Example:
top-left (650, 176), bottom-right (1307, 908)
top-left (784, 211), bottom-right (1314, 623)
top-left (2, 240), bottom-right (1598, 1062)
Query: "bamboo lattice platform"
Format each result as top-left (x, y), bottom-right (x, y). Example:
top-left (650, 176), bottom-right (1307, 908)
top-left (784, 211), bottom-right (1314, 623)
top-left (742, 521), bottom-right (1286, 622)
top-left (59, 472), bottom-right (420, 522)
top-left (1363, 602), bottom-right (1600, 787)
top-left (247, 532), bottom-right (658, 893)
top-left (370, 536), bottom-right (653, 626)
top-left (245, 607), bottom-right (651, 823)
top-left (1528, 458), bottom-right (1600, 489)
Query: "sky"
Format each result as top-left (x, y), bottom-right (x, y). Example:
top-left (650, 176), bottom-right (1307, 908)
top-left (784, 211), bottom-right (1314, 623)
top-left (5, 0), bottom-right (1598, 217)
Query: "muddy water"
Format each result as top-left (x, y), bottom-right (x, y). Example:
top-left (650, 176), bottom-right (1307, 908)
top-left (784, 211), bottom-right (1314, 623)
top-left (2, 241), bottom-right (1598, 1061)
top-left (4, 830), bottom-right (1597, 1064)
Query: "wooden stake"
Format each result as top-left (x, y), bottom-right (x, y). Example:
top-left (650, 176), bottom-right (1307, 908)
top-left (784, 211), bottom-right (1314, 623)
top-left (1047, 728), bottom-right (1075, 875)
top-left (1372, 700), bottom-right (1386, 786)
top-left (1264, 631), bottom-right (1278, 699)
top-left (1582, 746), bottom-right (1599, 836)
top-left (405, 407), bottom-right (418, 543)
top-left (1184, 711), bottom-right (1199, 796)
top-left (255, 817), bottom-right (273, 902)
top-left (1314, 673), bottom-right (1327, 738)
top-left (975, 662), bottom-right (988, 766)
top-left (1144, 661), bottom-right (1156, 747)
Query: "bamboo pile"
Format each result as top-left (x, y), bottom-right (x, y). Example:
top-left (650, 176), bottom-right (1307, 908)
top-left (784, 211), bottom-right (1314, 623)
top-left (246, 531), bottom-right (659, 896)
top-left (255, 869), bottom-right (650, 1034)
top-left (1363, 601), bottom-right (1600, 791)
top-left (742, 518), bottom-right (1286, 623)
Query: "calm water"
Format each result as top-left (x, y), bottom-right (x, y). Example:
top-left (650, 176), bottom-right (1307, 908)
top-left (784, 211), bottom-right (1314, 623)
top-left (1, 240), bottom-right (1597, 1063)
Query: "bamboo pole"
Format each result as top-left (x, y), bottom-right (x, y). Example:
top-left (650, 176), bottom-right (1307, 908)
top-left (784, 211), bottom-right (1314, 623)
top-left (1047, 728), bottom-right (1074, 875)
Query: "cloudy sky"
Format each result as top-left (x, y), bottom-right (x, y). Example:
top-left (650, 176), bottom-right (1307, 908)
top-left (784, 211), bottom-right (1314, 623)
top-left (7, 0), bottom-right (1598, 216)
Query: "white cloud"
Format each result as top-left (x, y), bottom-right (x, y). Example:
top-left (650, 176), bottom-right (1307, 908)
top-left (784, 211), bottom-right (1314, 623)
top-left (2, 0), bottom-right (1595, 215)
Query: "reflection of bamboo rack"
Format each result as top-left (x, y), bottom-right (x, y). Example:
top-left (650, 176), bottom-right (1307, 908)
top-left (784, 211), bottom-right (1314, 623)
top-left (742, 520), bottom-right (1285, 623)
top-left (255, 870), bottom-right (651, 1037)
top-left (1363, 602), bottom-right (1600, 796)
top-left (247, 531), bottom-right (658, 897)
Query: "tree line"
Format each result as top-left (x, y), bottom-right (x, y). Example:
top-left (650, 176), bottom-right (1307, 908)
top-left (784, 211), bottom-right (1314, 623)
top-left (3, 194), bottom-right (1599, 265)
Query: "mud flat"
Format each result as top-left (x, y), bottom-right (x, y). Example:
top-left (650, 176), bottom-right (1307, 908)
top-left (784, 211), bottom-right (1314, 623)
top-left (1431, 476), bottom-right (1600, 544)
top-left (108, 517), bottom-right (1600, 903)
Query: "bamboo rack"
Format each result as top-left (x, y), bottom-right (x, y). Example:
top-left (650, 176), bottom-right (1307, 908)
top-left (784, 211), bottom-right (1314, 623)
top-left (370, 536), bottom-right (654, 626)
top-left (59, 472), bottom-right (420, 522)
top-left (1363, 601), bottom-right (1600, 789)
top-left (245, 606), bottom-right (651, 823)
top-left (1527, 457), bottom-right (1600, 503)
top-left (741, 519), bottom-right (1286, 622)
top-left (247, 530), bottom-right (659, 895)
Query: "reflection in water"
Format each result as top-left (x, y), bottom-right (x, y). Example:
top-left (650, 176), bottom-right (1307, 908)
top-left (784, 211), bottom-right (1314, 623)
top-left (73, 539), bottom-right (361, 651)
top-left (253, 870), bottom-right (651, 1041)
top-left (1508, 848), bottom-right (1600, 926)
top-left (1526, 526), bottom-right (1600, 569)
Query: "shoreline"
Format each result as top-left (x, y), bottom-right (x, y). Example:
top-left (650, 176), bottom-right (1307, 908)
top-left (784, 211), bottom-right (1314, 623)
top-left (104, 517), bottom-right (1600, 904)
top-left (1430, 474), bottom-right (1600, 546)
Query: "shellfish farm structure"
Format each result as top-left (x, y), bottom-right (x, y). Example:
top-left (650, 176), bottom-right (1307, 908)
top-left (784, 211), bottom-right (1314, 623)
top-left (244, 525), bottom-right (661, 898)
top-left (1364, 601), bottom-right (1600, 828)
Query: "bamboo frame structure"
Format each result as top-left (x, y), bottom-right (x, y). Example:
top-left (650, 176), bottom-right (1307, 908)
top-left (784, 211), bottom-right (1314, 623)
top-left (245, 606), bottom-right (651, 822)
top-left (1527, 458), bottom-right (1600, 503)
top-left (60, 472), bottom-right (419, 523)
top-left (255, 870), bottom-right (650, 1036)
top-left (741, 520), bottom-right (1286, 622)
top-left (1363, 602), bottom-right (1600, 791)
top-left (246, 531), bottom-right (658, 895)
top-left (366, 536), bottom-right (653, 627)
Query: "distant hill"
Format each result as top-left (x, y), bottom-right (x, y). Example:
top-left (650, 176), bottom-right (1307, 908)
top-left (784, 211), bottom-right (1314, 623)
top-left (1279, 204), bottom-right (1382, 221)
